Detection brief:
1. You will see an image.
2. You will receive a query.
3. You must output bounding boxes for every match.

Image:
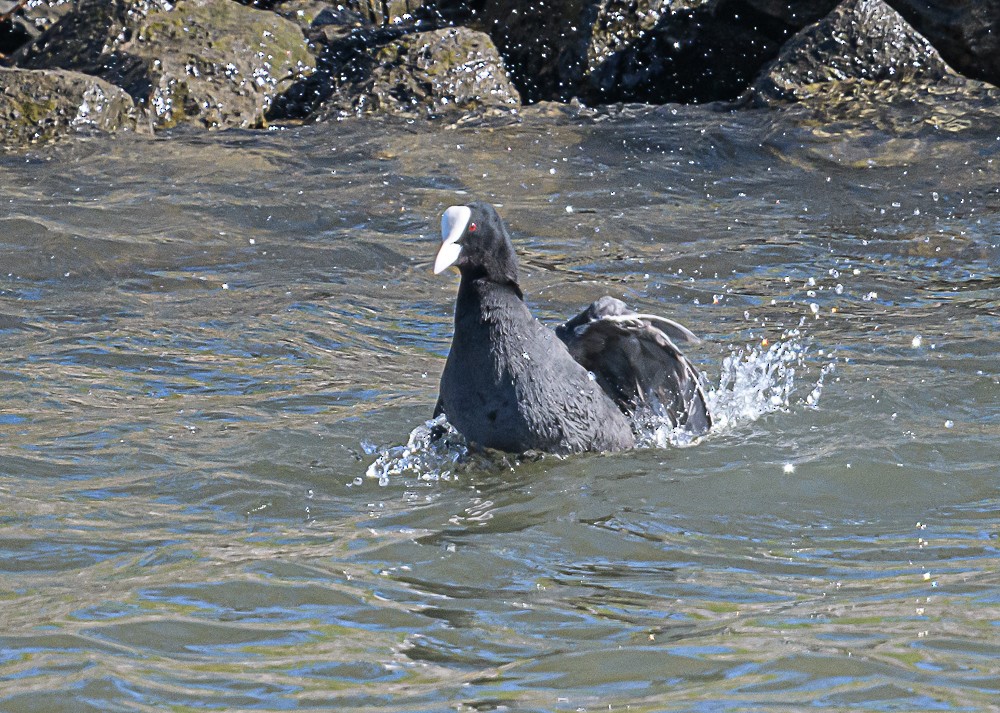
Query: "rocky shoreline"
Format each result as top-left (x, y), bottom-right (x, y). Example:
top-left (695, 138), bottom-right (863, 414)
top-left (1, 0), bottom-right (997, 149)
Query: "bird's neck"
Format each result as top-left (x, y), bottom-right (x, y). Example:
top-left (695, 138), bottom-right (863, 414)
top-left (458, 273), bottom-right (523, 306)
top-left (455, 275), bottom-right (525, 329)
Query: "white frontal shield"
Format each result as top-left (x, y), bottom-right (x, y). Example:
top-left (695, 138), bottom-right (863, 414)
top-left (434, 205), bottom-right (472, 274)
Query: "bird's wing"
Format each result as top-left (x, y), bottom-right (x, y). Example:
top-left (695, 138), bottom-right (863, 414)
top-left (556, 299), bottom-right (712, 435)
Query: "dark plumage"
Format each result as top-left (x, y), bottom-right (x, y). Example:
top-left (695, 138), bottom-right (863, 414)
top-left (432, 201), bottom-right (711, 454)
top-left (555, 296), bottom-right (712, 435)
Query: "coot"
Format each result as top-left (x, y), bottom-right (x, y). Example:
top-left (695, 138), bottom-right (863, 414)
top-left (432, 201), bottom-right (711, 454)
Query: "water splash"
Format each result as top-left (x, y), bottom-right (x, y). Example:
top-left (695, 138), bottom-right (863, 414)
top-left (362, 415), bottom-right (468, 486)
top-left (633, 417), bottom-right (710, 450)
top-left (704, 330), bottom-right (833, 433)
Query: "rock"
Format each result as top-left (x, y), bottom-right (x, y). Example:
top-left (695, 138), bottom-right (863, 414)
top-left (15, 0), bottom-right (315, 129)
top-left (331, 26), bottom-right (520, 119)
top-left (580, 0), bottom-right (791, 104)
top-left (276, 1), bottom-right (371, 49)
top-left (465, 0), bottom-right (842, 105)
top-left (18, 0), bottom-right (75, 33)
top-left (744, 0), bottom-right (840, 26)
top-left (447, 0), bottom-right (997, 105)
top-left (349, 0), bottom-right (429, 26)
top-left (0, 0), bottom-right (74, 56)
top-left (887, 0), bottom-right (1000, 89)
top-left (746, 0), bottom-right (1000, 136)
top-left (245, 0), bottom-right (431, 27)
top-left (0, 67), bottom-right (149, 149)
top-left (751, 0), bottom-right (959, 104)
top-left (466, 0), bottom-right (599, 103)
top-left (276, 26), bottom-right (519, 121)
top-left (273, 0), bottom-right (348, 33)
top-left (1, 5), bottom-right (33, 57)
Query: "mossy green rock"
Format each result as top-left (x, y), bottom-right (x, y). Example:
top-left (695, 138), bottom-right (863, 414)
top-left (16, 0), bottom-right (314, 129)
top-left (0, 67), bottom-right (148, 149)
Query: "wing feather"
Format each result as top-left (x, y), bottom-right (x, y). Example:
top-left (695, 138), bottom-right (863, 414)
top-left (556, 297), bottom-right (711, 435)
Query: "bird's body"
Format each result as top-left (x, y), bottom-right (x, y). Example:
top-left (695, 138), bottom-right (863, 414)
top-left (432, 201), bottom-right (710, 454)
top-left (439, 275), bottom-right (635, 453)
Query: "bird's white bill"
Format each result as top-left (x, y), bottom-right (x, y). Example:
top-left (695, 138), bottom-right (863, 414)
top-left (434, 205), bottom-right (471, 274)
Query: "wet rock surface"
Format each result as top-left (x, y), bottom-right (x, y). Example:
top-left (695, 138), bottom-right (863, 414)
top-left (274, 24), bottom-right (518, 121)
top-left (580, 0), bottom-right (791, 104)
top-left (0, 66), bottom-right (148, 147)
top-left (14, 0), bottom-right (314, 129)
top-left (0, 0), bottom-right (998, 149)
top-left (463, 0), bottom-right (843, 104)
top-left (350, 0), bottom-right (430, 26)
top-left (241, 0), bottom-right (431, 27)
top-left (889, 0), bottom-right (1000, 90)
top-left (751, 0), bottom-right (958, 104)
top-left (748, 0), bottom-right (1000, 135)
top-left (0, 0), bottom-right (74, 56)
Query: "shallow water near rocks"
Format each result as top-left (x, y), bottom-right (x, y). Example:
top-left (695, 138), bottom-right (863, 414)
top-left (1, 105), bottom-right (998, 712)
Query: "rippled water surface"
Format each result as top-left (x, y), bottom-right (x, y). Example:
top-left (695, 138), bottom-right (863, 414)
top-left (1, 105), bottom-right (998, 712)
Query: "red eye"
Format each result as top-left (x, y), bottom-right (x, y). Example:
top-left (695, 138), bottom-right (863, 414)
top-left (468, 223), bottom-right (477, 233)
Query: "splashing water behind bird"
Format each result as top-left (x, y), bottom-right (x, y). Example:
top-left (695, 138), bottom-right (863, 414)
top-left (703, 329), bottom-right (833, 434)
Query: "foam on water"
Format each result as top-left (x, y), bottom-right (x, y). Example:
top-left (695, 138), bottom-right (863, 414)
top-left (364, 331), bottom-right (832, 482)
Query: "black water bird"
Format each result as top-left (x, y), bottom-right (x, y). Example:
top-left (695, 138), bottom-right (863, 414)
top-left (432, 202), bottom-right (711, 454)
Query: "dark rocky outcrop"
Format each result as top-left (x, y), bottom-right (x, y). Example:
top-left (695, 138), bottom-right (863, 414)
top-left (278, 2), bottom-right (372, 47)
top-left (449, 0), bottom-right (842, 104)
top-left (1, 0), bottom-right (74, 56)
top-left (273, 25), bottom-right (518, 121)
top-left (14, 0), bottom-right (314, 129)
top-left (889, 0), bottom-right (1000, 90)
top-left (751, 0), bottom-right (959, 104)
top-left (0, 66), bottom-right (149, 148)
top-left (273, 0), bottom-right (352, 34)
top-left (1, 0), bottom-right (998, 148)
top-left (241, 0), bottom-right (432, 26)
top-left (0, 2), bottom-right (32, 57)
top-left (439, 0), bottom-right (997, 105)
top-left (747, 0), bottom-right (1000, 135)
top-left (349, 0), bottom-right (431, 26)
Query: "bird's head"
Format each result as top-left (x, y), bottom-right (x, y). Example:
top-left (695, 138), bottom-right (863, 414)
top-left (434, 202), bottom-right (520, 287)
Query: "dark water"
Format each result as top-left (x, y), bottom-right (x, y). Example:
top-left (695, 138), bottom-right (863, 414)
top-left (1, 105), bottom-right (998, 712)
